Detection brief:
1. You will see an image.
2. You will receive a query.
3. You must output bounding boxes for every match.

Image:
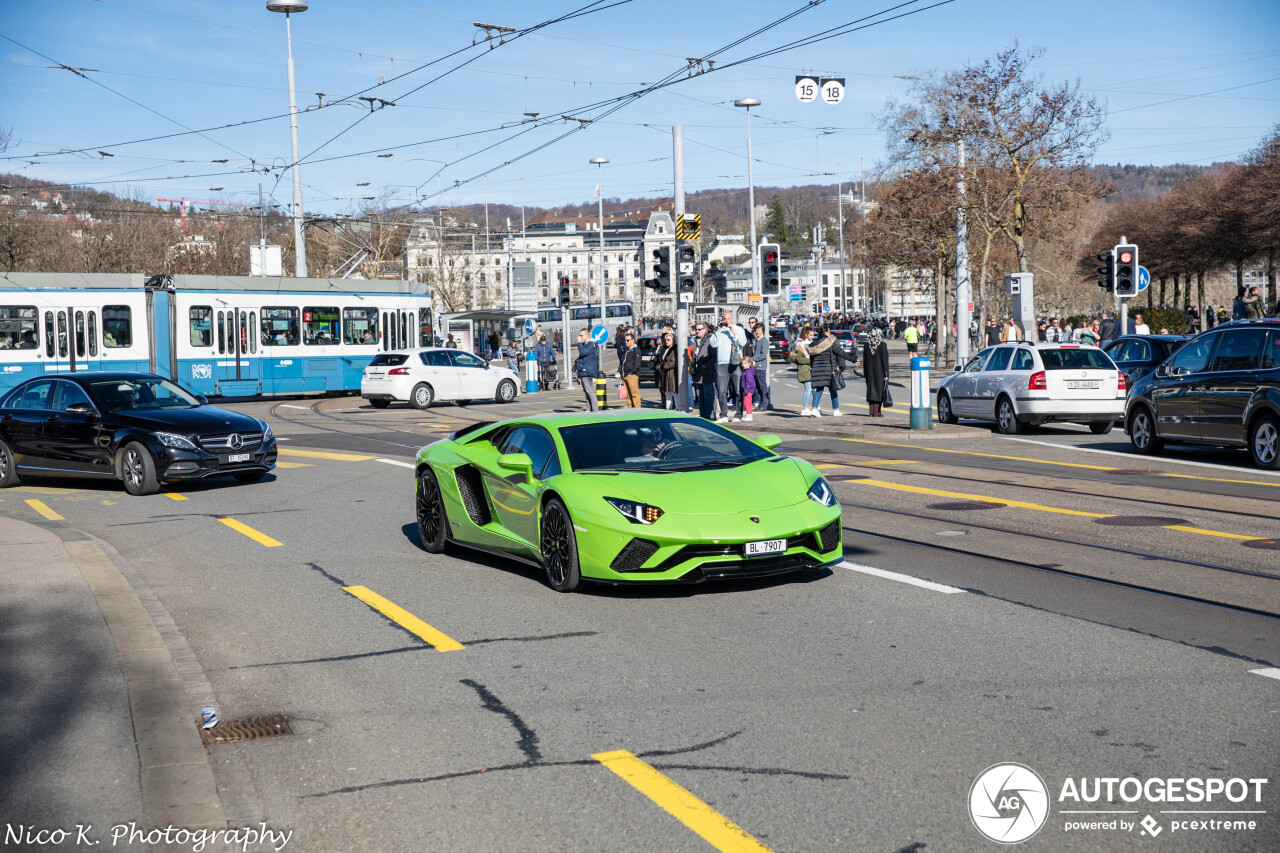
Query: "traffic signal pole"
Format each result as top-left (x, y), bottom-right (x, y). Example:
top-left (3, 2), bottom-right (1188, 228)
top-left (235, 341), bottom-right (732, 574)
top-left (674, 125), bottom-right (689, 411)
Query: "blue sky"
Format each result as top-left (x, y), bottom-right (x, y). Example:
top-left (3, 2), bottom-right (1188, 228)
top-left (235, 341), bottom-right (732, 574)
top-left (2, 0), bottom-right (1278, 217)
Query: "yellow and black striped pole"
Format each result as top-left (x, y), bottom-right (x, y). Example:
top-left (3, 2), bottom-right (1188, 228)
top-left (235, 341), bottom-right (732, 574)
top-left (595, 372), bottom-right (608, 410)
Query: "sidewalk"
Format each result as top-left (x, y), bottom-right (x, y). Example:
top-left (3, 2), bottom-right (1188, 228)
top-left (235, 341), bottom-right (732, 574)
top-left (0, 513), bottom-right (224, 850)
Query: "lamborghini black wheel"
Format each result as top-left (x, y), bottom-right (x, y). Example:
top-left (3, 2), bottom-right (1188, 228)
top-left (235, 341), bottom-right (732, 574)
top-left (416, 467), bottom-right (449, 553)
top-left (540, 497), bottom-right (581, 592)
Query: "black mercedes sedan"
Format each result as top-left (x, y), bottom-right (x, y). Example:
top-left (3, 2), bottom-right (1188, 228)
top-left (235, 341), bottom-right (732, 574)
top-left (0, 372), bottom-right (276, 495)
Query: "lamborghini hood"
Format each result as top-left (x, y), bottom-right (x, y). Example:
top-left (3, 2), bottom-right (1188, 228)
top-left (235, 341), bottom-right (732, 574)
top-left (595, 456), bottom-right (818, 515)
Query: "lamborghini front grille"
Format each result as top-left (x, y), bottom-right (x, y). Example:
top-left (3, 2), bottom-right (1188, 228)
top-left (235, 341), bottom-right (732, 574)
top-left (610, 538), bottom-right (659, 572)
top-left (818, 520), bottom-right (842, 552)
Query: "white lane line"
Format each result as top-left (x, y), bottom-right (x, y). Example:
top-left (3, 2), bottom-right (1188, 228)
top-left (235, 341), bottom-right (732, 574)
top-left (1004, 437), bottom-right (1280, 478)
top-left (279, 404), bottom-right (310, 410)
top-left (1249, 668), bottom-right (1280, 681)
top-left (376, 458), bottom-right (416, 469)
top-left (840, 560), bottom-right (965, 594)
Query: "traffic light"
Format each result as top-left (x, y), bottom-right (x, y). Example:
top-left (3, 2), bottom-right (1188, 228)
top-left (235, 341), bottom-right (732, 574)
top-left (558, 275), bottom-right (570, 305)
top-left (677, 245), bottom-right (696, 292)
top-left (1096, 250), bottom-right (1114, 292)
top-left (1114, 244), bottom-right (1139, 297)
top-left (650, 245), bottom-right (671, 293)
top-left (710, 275), bottom-right (726, 299)
top-left (759, 242), bottom-right (781, 295)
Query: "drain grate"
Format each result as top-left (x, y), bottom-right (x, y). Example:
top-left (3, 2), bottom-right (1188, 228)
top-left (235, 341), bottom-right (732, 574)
top-left (1095, 516), bottom-right (1188, 527)
top-left (199, 713), bottom-right (293, 746)
top-left (927, 501), bottom-right (1002, 511)
top-left (1242, 539), bottom-right (1280, 551)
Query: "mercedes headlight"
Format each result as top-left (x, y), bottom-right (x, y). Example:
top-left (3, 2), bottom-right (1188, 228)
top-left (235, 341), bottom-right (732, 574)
top-left (260, 420), bottom-right (274, 441)
top-left (155, 431), bottom-right (198, 451)
top-left (807, 477), bottom-right (835, 507)
top-left (604, 497), bottom-right (664, 525)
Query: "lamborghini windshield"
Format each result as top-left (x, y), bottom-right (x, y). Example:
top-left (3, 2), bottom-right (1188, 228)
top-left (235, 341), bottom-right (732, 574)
top-left (559, 418), bottom-right (773, 472)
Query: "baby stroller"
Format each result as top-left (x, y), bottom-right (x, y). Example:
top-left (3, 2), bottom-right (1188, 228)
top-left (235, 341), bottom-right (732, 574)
top-left (540, 360), bottom-right (562, 391)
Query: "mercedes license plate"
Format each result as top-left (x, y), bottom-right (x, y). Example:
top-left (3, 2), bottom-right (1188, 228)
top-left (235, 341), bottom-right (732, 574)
top-left (226, 452), bottom-right (252, 463)
top-left (745, 538), bottom-right (786, 557)
top-left (1067, 380), bottom-right (1100, 389)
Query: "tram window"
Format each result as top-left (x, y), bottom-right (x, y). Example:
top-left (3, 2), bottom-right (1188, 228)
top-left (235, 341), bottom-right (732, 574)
top-left (344, 307), bottom-right (378, 344)
top-left (226, 312), bottom-right (236, 354)
top-left (0, 306), bottom-right (38, 350)
top-left (45, 312), bottom-right (54, 357)
top-left (261, 307), bottom-right (299, 346)
top-left (57, 311), bottom-right (68, 358)
top-left (102, 305), bottom-right (132, 348)
top-left (419, 308), bottom-right (432, 346)
top-left (401, 312), bottom-right (408, 349)
top-left (87, 312), bottom-right (98, 357)
top-left (249, 312), bottom-right (257, 354)
top-left (75, 311), bottom-right (86, 357)
top-left (216, 311), bottom-right (226, 354)
top-left (302, 306), bottom-right (340, 345)
top-left (191, 307), bottom-right (213, 348)
top-left (381, 312), bottom-right (389, 351)
top-left (238, 312), bottom-right (248, 354)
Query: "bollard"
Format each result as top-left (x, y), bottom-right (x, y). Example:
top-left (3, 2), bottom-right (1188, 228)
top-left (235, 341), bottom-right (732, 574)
top-left (909, 356), bottom-right (932, 430)
top-left (595, 371), bottom-right (609, 410)
top-left (525, 351), bottom-right (538, 394)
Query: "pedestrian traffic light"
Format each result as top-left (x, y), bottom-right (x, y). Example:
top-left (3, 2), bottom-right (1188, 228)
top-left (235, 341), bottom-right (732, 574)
top-left (1114, 244), bottom-right (1139, 297)
top-left (651, 245), bottom-right (671, 293)
top-left (558, 275), bottom-right (570, 305)
top-left (1096, 250), bottom-right (1115, 292)
top-left (759, 242), bottom-right (781, 295)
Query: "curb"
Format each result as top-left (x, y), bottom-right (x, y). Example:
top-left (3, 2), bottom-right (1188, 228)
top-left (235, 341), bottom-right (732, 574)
top-left (23, 517), bottom-right (228, 833)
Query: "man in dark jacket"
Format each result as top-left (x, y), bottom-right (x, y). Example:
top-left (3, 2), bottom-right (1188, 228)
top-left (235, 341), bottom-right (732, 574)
top-left (1098, 312), bottom-right (1116, 348)
top-left (750, 324), bottom-right (771, 412)
top-left (618, 331), bottom-right (643, 408)
top-left (691, 322), bottom-right (716, 420)
top-left (575, 329), bottom-right (600, 412)
top-left (534, 336), bottom-right (556, 389)
top-left (1243, 286), bottom-right (1267, 319)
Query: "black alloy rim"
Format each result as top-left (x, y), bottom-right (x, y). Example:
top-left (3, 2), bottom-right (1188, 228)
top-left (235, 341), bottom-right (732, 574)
top-left (123, 448), bottom-right (144, 490)
top-left (417, 473), bottom-right (443, 543)
top-left (541, 505), bottom-right (571, 586)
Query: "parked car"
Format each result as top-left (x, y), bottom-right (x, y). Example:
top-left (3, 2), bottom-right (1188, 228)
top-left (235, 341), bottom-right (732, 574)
top-left (636, 332), bottom-right (663, 384)
top-left (1125, 320), bottom-right (1280, 468)
top-left (0, 372), bottom-right (277, 496)
top-left (1103, 334), bottom-right (1190, 388)
top-left (768, 329), bottom-right (792, 362)
top-left (361, 348), bottom-right (521, 409)
top-left (936, 342), bottom-right (1126, 434)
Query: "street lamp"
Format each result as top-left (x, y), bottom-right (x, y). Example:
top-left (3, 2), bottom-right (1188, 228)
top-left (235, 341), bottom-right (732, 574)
top-left (734, 98), bottom-right (764, 380)
top-left (590, 157), bottom-right (608, 329)
top-left (267, 0), bottom-right (309, 278)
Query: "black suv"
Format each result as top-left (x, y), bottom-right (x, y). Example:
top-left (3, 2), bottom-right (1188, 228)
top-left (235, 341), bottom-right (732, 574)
top-left (768, 328), bottom-right (792, 362)
top-left (1124, 320), bottom-right (1280, 469)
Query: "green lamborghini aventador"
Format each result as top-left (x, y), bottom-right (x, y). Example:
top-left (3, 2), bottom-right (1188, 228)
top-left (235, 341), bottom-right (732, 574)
top-left (413, 410), bottom-right (844, 591)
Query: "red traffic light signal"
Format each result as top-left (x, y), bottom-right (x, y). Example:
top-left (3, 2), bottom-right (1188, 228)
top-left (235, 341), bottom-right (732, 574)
top-left (1118, 250), bottom-right (1133, 264)
top-left (763, 250), bottom-right (778, 263)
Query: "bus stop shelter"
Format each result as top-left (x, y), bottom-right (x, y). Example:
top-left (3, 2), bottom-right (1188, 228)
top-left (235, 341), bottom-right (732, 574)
top-left (438, 309), bottom-right (535, 356)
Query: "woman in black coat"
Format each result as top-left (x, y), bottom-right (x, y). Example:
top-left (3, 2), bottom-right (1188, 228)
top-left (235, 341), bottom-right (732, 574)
top-left (653, 331), bottom-right (678, 409)
top-left (863, 327), bottom-right (890, 417)
top-left (807, 326), bottom-right (856, 416)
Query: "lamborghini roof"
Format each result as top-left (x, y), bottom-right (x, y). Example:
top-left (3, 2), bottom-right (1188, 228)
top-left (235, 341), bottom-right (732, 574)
top-left (452, 409), bottom-right (691, 439)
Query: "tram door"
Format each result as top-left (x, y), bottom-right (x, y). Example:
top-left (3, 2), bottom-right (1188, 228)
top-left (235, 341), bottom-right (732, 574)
top-left (216, 308), bottom-right (260, 390)
top-left (41, 308), bottom-right (72, 376)
top-left (72, 308), bottom-right (102, 374)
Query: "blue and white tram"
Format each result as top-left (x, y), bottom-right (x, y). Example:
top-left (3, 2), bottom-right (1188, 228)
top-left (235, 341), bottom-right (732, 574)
top-left (0, 273), bottom-right (431, 397)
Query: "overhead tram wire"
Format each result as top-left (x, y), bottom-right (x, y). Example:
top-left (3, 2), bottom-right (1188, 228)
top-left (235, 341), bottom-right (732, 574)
top-left (413, 0), bottom-right (954, 206)
top-left (0, 33), bottom-right (260, 164)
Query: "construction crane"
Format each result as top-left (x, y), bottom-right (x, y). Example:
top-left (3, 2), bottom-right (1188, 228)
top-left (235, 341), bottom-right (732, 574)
top-left (153, 196), bottom-right (251, 232)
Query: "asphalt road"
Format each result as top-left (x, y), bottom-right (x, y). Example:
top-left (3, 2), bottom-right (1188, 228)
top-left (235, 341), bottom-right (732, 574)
top-left (3, 358), bottom-right (1278, 852)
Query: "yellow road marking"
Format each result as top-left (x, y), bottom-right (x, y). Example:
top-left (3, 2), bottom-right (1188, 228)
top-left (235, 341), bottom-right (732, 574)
top-left (1162, 525), bottom-right (1257, 540)
top-left (218, 517), bottom-right (283, 547)
top-left (1158, 472), bottom-right (1280, 488)
top-left (342, 586), bottom-right (465, 651)
top-left (25, 499), bottom-right (63, 520)
top-left (593, 750), bottom-right (772, 853)
top-left (841, 438), bottom-right (1117, 471)
top-left (277, 448), bottom-right (376, 462)
top-left (163, 492), bottom-right (188, 501)
top-left (274, 461), bottom-right (314, 469)
top-left (853, 479), bottom-right (1113, 517)
top-left (814, 463), bottom-right (849, 470)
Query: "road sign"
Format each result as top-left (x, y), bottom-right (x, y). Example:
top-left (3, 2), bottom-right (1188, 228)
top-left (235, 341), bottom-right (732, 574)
top-left (676, 213), bottom-right (701, 241)
top-left (795, 76), bottom-right (818, 103)
top-left (820, 78), bottom-right (845, 104)
top-left (678, 293), bottom-right (692, 303)
top-left (590, 325), bottom-right (608, 344)
top-left (747, 293), bottom-right (762, 303)
top-left (1137, 266), bottom-right (1150, 293)
top-left (524, 318), bottom-right (536, 335)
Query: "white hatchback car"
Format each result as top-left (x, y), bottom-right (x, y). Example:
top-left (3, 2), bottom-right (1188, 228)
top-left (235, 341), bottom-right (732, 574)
top-left (361, 348), bottom-right (520, 409)
top-left (936, 342), bottom-right (1126, 434)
